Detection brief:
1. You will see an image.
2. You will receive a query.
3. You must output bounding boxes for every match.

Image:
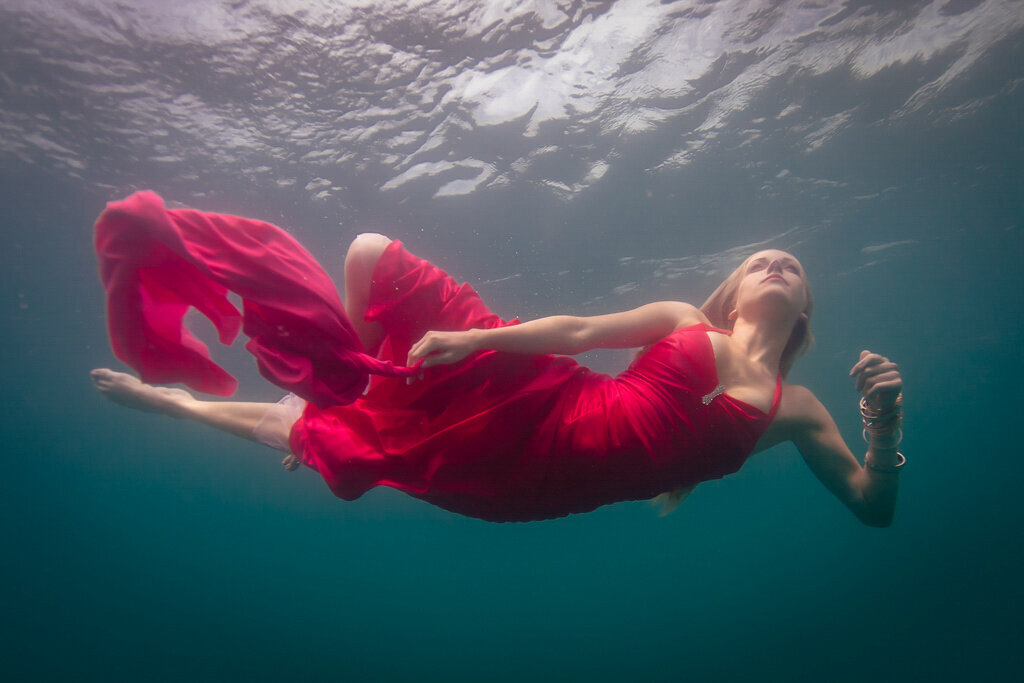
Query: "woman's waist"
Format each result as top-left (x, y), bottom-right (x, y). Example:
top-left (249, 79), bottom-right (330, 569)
top-left (549, 371), bottom-right (697, 453)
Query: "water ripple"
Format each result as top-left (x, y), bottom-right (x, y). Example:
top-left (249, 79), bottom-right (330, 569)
top-left (1, 0), bottom-right (1020, 203)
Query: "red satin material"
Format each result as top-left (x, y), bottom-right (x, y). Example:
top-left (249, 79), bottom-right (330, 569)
top-left (94, 191), bottom-right (418, 407)
top-left (291, 241), bottom-right (782, 522)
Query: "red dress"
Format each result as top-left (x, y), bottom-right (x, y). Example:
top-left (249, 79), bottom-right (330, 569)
top-left (290, 240), bottom-right (781, 522)
top-left (96, 193), bottom-right (781, 523)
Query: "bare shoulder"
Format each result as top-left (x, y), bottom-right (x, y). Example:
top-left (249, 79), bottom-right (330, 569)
top-left (754, 383), bottom-right (830, 451)
top-left (650, 301), bottom-right (708, 329)
top-left (778, 383), bottom-right (834, 428)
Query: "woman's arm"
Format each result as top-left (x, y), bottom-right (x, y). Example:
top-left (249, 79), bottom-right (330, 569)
top-left (789, 351), bottom-right (904, 527)
top-left (407, 301), bottom-right (704, 370)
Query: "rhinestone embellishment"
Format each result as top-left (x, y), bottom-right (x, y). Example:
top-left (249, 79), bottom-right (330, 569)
top-left (701, 384), bottom-right (726, 406)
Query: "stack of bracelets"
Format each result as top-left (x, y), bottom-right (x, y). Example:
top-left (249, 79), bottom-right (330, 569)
top-left (861, 393), bottom-right (905, 473)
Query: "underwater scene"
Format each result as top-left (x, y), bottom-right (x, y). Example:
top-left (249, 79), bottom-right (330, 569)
top-left (1, 1), bottom-right (1022, 680)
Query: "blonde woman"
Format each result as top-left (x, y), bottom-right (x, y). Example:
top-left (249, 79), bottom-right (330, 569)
top-left (92, 192), bottom-right (904, 525)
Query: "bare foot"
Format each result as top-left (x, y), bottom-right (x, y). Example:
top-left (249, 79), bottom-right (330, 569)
top-left (90, 369), bottom-right (196, 419)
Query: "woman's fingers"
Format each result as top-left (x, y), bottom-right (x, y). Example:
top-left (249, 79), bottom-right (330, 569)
top-left (854, 360), bottom-right (899, 393)
top-left (407, 333), bottom-right (432, 365)
top-left (848, 349), bottom-right (903, 409)
top-left (408, 345), bottom-right (443, 368)
top-left (849, 351), bottom-right (899, 388)
top-left (865, 376), bottom-right (903, 400)
top-left (849, 350), bottom-right (885, 377)
top-left (405, 330), bottom-right (478, 385)
top-left (408, 332), bottom-right (442, 367)
top-left (406, 331), bottom-right (462, 383)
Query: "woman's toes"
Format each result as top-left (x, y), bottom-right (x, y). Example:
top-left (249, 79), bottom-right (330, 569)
top-left (90, 368), bottom-right (191, 416)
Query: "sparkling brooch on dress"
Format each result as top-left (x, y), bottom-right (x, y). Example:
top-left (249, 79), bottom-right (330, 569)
top-left (701, 384), bottom-right (726, 406)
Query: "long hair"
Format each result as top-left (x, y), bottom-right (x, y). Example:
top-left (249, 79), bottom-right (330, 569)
top-left (652, 252), bottom-right (814, 516)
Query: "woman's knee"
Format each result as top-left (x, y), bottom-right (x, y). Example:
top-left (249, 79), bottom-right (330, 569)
top-left (345, 233), bottom-right (392, 298)
top-left (347, 232), bottom-right (392, 268)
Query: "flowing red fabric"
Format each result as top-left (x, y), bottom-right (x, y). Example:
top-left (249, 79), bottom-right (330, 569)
top-left (96, 195), bottom-right (781, 522)
top-left (290, 241), bottom-right (782, 522)
top-left (94, 191), bottom-right (417, 407)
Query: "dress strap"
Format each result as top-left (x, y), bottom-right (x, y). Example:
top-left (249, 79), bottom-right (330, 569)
top-left (766, 374), bottom-right (784, 421)
top-left (697, 322), bottom-right (734, 336)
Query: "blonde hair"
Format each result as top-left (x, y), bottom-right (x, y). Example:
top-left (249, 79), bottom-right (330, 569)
top-left (653, 252), bottom-right (814, 516)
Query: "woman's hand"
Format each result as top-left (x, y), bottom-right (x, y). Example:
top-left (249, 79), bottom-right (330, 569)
top-left (406, 329), bottom-right (481, 379)
top-left (849, 350), bottom-right (903, 410)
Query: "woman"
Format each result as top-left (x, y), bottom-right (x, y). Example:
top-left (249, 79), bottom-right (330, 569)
top-left (91, 192), bottom-right (904, 525)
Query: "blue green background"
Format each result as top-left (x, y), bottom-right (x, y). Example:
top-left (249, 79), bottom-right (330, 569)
top-left (1, 2), bottom-right (1021, 681)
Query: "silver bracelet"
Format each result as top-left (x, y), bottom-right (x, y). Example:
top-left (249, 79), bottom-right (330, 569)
top-left (865, 451), bottom-right (906, 474)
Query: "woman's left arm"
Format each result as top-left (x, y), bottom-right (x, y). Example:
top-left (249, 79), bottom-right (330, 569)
top-left (789, 350), bottom-right (904, 527)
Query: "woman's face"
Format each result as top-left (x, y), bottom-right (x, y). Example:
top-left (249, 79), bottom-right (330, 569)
top-left (733, 249), bottom-right (808, 320)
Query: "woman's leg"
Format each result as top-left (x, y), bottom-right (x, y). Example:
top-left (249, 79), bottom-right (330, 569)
top-left (90, 369), bottom-right (295, 465)
top-left (90, 234), bottom-right (393, 466)
top-left (342, 232), bottom-right (392, 356)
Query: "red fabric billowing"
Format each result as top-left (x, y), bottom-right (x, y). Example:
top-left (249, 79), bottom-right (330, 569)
top-left (95, 191), bottom-right (417, 407)
top-left (290, 241), bottom-right (782, 522)
top-left (96, 195), bottom-right (781, 522)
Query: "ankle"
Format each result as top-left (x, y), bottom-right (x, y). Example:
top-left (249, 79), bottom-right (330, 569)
top-left (163, 389), bottom-right (200, 420)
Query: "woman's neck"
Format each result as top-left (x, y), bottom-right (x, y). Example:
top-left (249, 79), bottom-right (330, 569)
top-left (728, 316), bottom-right (795, 376)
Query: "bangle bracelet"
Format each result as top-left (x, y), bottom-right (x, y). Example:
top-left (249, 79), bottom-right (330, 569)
top-left (860, 394), bottom-right (903, 448)
top-left (860, 394), bottom-right (902, 417)
top-left (865, 452), bottom-right (906, 474)
top-left (863, 427), bottom-right (903, 447)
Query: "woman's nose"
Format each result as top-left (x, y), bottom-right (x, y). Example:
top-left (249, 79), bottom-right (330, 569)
top-left (767, 260), bottom-right (783, 273)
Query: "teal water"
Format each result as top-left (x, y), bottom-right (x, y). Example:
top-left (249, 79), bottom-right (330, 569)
top-left (2, 2), bottom-right (1022, 681)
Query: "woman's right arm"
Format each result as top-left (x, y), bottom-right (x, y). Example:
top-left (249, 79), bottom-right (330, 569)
top-left (407, 301), bottom-right (705, 370)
